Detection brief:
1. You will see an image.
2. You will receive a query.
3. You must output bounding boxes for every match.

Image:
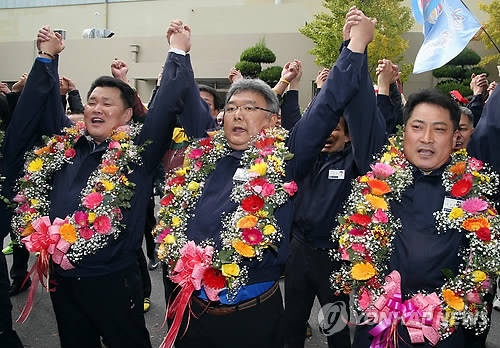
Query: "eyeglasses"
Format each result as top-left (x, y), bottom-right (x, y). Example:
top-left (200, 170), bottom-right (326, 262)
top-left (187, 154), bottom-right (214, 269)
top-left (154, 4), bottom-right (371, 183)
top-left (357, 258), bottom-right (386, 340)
top-left (224, 104), bottom-right (274, 116)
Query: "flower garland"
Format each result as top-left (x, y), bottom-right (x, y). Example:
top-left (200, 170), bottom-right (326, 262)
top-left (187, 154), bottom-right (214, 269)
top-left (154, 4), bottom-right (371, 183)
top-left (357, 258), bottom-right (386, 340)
top-left (154, 127), bottom-right (297, 348)
top-left (12, 121), bottom-right (146, 268)
top-left (331, 132), bottom-right (500, 346)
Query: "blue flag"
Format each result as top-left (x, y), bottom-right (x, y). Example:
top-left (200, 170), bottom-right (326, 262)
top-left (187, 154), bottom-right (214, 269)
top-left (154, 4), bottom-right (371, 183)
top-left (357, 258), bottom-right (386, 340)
top-left (412, 0), bottom-right (481, 74)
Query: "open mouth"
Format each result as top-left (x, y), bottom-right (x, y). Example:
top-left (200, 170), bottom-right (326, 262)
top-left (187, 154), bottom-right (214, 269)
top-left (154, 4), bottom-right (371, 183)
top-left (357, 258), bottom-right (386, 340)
top-left (417, 148), bottom-right (434, 157)
top-left (232, 126), bottom-right (246, 133)
top-left (91, 117), bottom-right (105, 124)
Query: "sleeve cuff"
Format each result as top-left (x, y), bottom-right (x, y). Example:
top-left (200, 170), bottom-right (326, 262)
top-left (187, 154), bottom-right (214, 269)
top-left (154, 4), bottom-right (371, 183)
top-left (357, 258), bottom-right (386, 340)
top-left (168, 48), bottom-right (187, 56)
top-left (36, 57), bottom-right (52, 63)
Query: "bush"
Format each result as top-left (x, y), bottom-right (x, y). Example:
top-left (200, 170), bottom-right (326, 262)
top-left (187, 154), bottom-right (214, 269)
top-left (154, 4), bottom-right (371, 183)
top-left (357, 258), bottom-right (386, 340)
top-left (448, 48), bottom-right (481, 66)
top-left (433, 65), bottom-right (467, 80)
top-left (436, 80), bottom-right (472, 98)
top-left (257, 66), bottom-right (282, 84)
top-left (235, 61), bottom-right (262, 78)
top-left (240, 42), bottom-right (276, 64)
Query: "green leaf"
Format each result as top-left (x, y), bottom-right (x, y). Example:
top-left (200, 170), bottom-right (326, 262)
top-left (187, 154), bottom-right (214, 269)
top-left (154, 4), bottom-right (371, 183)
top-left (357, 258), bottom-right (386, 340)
top-left (441, 268), bottom-right (455, 281)
top-left (218, 248), bottom-right (234, 264)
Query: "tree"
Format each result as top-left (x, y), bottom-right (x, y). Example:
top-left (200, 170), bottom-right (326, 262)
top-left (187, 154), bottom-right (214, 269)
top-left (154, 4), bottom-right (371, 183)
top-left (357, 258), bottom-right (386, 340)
top-left (299, 0), bottom-right (413, 80)
top-left (433, 47), bottom-right (488, 97)
top-left (479, 0), bottom-right (500, 65)
top-left (234, 39), bottom-right (282, 85)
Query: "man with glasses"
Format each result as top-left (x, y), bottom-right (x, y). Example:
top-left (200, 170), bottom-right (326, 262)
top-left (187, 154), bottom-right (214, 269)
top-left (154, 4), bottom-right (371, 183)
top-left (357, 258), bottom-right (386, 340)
top-left (153, 14), bottom-right (383, 347)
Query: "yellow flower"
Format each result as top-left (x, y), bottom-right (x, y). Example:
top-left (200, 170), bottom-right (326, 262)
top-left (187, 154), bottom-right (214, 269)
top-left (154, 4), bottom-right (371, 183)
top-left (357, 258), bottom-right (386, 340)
top-left (187, 181), bottom-right (200, 191)
top-left (30, 199), bottom-right (39, 206)
top-left (175, 167), bottom-right (189, 176)
top-left (232, 239), bottom-right (255, 257)
top-left (249, 162), bottom-right (267, 176)
top-left (236, 215), bottom-right (258, 229)
top-left (60, 223), bottom-right (77, 244)
top-left (88, 212), bottom-right (96, 223)
top-left (256, 210), bottom-right (269, 218)
top-left (263, 225), bottom-right (276, 235)
top-left (101, 180), bottom-right (114, 191)
top-left (360, 176), bottom-right (369, 183)
top-left (449, 207), bottom-right (464, 220)
top-left (171, 186), bottom-right (183, 197)
top-left (120, 176), bottom-right (129, 186)
top-left (381, 152), bottom-right (393, 163)
top-left (28, 158), bottom-right (44, 172)
top-left (111, 131), bottom-right (127, 141)
top-left (221, 263), bottom-right (240, 277)
top-left (471, 270), bottom-right (486, 283)
top-left (164, 234), bottom-right (176, 244)
top-left (171, 216), bottom-right (181, 227)
top-left (442, 289), bottom-right (464, 311)
top-left (365, 194), bottom-right (388, 210)
top-left (356, 205), bottom-right (367, 214)
top-left (339, 233), bottom-right (349, 247)
top-left (351, 262), bottom-right (376, 280)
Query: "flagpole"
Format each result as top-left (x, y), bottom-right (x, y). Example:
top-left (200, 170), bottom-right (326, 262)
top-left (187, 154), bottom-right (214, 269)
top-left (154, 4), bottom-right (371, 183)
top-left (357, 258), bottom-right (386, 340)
top-left (459, 0), bottom-right (500, 54)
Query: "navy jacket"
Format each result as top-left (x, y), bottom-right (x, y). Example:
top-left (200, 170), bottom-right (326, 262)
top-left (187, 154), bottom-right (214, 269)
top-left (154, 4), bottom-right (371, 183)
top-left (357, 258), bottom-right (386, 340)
top-left (1, 53), bottom-right (189, 276)
top-left (353, 82), bottom-right (500, 348)
top-left (160, 48), bottom-right (371, 284)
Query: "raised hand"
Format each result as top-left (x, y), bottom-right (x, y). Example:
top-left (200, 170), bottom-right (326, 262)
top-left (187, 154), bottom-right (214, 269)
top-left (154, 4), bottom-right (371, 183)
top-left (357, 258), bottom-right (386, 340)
top-left (470, 73), bottom-right (488, 96)
top-left (111, 58), bottom-right (129, 84)
top-left (37, 26), bottom-right (64, 58)
top-left (315, 68), bottom-right (329, 89)
top-left (343, 6), bottom-right (359, 41)
top-left (289, 60), bottom-right (303, 90)
top-left (167, 19), bottom-right (191, 53)
top-left (11, 73), bottom-right (28, 93)
top-left (229, 68), bottom-right (243, 83)
top-left (347, 9), bottom-right (377, 53)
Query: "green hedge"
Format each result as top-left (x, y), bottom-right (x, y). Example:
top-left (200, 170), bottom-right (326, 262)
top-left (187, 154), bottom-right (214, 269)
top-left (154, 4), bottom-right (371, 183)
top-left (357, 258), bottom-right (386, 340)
top-left (257, 66), bottom-right (282, 84)
top-left (448, 48), bottom-right (481, 66)
top-left (240, 44), bottom-right (276, 64)
top-left (235, 61), bottom-right (262, 78)
top-left (436, 80), bottom-right (472, 98)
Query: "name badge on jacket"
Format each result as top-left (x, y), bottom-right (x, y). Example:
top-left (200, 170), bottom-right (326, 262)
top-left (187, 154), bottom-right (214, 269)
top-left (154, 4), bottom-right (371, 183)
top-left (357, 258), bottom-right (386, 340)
top-left (442, 196), bottom-right (462, 213)
top-left (233, 168), bottom-right (249, 182)
top-left (328, 169), bottom-right (345, 180)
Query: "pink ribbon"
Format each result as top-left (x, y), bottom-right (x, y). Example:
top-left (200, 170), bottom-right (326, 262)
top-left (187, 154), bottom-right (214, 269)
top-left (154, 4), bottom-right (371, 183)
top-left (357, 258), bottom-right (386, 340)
top-left (367, 271), bottom-right (442, 347)
top-left (160, 241), bottom-right (218, 348)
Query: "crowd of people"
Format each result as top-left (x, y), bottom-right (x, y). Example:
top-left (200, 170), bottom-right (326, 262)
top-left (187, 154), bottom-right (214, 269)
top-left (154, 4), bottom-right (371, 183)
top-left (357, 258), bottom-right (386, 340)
top-left (0, 6), bottom-right (499, 348)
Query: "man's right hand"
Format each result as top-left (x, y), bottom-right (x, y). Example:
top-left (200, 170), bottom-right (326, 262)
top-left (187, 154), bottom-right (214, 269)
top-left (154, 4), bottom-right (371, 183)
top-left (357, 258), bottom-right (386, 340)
top-left (228, 68), bottom-right (243, 83)
top-left (167, 19), bottom-right (191, 53)
top-left (315, 68), bottom-right (329, 89)
top-left (470, 73), bottom-right (488, 96)
top-left (37, 26), bottom-right (64, 58)
top-left (11, 73), bottom-right (28, 93)
top-left (347, 9), bottom-right (376, 54)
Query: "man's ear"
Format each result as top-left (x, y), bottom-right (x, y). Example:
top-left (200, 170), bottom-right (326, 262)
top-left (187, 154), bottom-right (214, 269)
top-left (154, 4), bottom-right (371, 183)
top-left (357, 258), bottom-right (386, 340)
top-left (123, 107), bottom-right (133, 124)
top-left (269, 113), bottom-right (278, 127)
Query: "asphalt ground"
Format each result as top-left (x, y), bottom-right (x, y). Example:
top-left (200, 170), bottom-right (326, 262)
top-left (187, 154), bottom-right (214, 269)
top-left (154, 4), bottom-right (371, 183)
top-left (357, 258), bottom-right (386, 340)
top-left (5, 243), bottom-right (500, 348)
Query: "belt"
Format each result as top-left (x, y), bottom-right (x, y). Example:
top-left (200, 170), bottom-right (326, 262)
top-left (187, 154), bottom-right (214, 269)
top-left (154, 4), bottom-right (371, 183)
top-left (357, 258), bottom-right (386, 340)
top-left (192, 281), bottom-right (279, 316)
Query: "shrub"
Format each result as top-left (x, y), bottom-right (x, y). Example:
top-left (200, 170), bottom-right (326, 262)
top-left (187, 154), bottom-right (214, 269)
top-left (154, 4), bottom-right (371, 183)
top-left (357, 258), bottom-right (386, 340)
top-left (257, 66), bottom-right (282, 84)
top-left (235, 61), bottom-right (262, 78)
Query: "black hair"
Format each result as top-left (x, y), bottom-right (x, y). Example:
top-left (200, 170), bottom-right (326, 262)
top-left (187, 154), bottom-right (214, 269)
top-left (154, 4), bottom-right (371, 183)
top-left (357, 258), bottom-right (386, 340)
top-left (403, 89), bottom-right (460, 130)
top-left (87, 76), bottom-right (135, 109)
top-left (198, 84), bottom-right (222, 110)
top-left (0, 94), bottom-right (9, 130)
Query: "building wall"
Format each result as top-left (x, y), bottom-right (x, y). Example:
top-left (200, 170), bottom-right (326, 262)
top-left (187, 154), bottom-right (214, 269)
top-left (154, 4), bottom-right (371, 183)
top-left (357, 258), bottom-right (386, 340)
top-left (0, 0), bottom-right (496, 106)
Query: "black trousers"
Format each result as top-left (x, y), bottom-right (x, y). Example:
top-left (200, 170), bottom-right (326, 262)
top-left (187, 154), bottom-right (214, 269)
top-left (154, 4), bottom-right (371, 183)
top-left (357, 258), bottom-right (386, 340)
top-left (173, 287), bottom-right (285, 348)
top-left (144, 198), bottom-right (156, 261)
top-left (49, 263), bottom-right (152, 348)
top-left (137, 248), bottom-right (152, 298)
top-left (9, 242), bottom-right (29, 281)
top-left (284, 237), bottom-right (351, 348)
top-left (0, 251), bottom-right (23, 347)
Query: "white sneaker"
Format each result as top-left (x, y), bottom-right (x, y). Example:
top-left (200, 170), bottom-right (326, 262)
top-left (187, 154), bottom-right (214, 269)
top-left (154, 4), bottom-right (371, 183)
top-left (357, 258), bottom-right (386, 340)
top-left (494, 296), bottom-right (500, 311)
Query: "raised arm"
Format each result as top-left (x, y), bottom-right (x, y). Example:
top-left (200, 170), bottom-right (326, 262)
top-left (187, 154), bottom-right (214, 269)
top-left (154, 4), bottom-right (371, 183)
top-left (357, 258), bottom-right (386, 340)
top-left (467, 85), bottom-right (500, 172)
top-left (280, 60), bottom-right (302, 130)
top-left (288, 8), bottom-right (383, 179)
top-left (166, 20), bottom-right (215, 139)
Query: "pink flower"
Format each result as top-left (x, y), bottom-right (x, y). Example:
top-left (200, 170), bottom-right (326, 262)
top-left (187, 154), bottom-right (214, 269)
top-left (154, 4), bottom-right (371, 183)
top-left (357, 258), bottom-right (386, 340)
top-left (83, 192), bottom-right (103, 210)
top-left (466, 291), bottom-right (481, 304)
top-left (370, 163), bottom-right (395, 179)
top-left (156, 228), bottom-right (172, 243)
top-left (108, 141), bottom-right (121, 150)
top-left (348, 228), bottom-right (367, 236)
top-left (115, 125), bottom-right (130, 134)
top-left (12, 194), bottom-right (26, 203)
top-left (340, 248), bottom-right (349, 260)
top-left (242, 228), bottom-right (263, 245)
top-left (372, 209), bottom-right (388, 223)
top-left (259, 148), bottom-right (274, 157)
top-left (64, 148), bottom-right (76, 158)
top-left (79, 227), bottom-right (94, 240)
top-left (359, 289), bottom-right (372, 310)
top-left (74, 211), bottom-right (88, 227)
top-left (188, 148), bottom-right (203, 160)
top-left (261, 183), bottom-right (276, 197)
top-left (194, 161), bottom-right (203, 171)
top-left (463, 173), bottom-right (473, 182)
top-left (352, 243), bottom-right (366, 255)
top-left (468, 158), bottom-right (484, 171)
top-left (283, 181), bottom-right (298, 196)
top-left (93, 215), bottom-right (111, 234)
top-left (111, 207), bottom-right (123, 221)
top-left (366, 172), bottom-right (375, 179)
top-left (461, 198), bottom-right (488, 214)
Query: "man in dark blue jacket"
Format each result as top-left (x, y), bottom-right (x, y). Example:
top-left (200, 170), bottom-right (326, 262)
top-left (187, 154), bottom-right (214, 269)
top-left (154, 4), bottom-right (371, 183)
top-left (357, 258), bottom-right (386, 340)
top-left (1, 25), bottom-right (194, 348)
top-left (159, 13), bottom-right (384, 347)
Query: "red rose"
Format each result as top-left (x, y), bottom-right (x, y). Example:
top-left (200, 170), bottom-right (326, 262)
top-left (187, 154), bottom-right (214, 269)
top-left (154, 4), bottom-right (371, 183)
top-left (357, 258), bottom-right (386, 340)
top-left (168, 176), bottom-right (185, 187)
top-left (64, 148), bottom-right (76, 158)
top-left (203, 268), bottom-right (226, 289)
top-left (349, 214), bottom-right (372, 227)
top-left (160, 194), bottom-right (175, 206)
top-left (241, 195), bottom-right (264, 213)
top-left (199, 138), bottom-right (212, 147)
top-left (451, 179), bottom-right (472, 197)
top-left (475, 227), bottom-right (491, 242)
